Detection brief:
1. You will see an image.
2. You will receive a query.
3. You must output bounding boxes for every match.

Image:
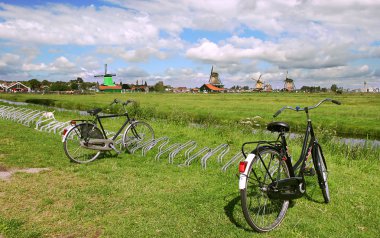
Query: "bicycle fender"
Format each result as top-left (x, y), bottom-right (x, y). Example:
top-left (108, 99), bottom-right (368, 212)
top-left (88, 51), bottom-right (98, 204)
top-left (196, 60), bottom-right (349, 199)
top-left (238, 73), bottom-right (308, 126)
top-left (239, 153), bottom-right (256, 190)
top-left (61, 125), bottom-right (75, 142)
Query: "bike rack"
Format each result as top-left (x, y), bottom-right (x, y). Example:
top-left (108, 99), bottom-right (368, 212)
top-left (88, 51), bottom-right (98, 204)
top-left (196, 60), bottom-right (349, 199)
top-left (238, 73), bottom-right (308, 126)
top-left (201, 144), bottom-right (230, 169)
top-left (221, 151), bottom-right (244, 172)
top-left (180, 146), bottom-right (210, 167)
top-left (17, 109), bottom-right (39, 123)
top-left (0, 105), bottom-right (244, 172)
top-left (155, 143), bottom-right (181, 161)
top-left (168, 140), bottom-right (197, 164)
top-left (23, 111), bottom-right (45, 126)
top-left (142, 137), bottom-right (170, 156)
top-left (129, 138), bottom-right (156, 154)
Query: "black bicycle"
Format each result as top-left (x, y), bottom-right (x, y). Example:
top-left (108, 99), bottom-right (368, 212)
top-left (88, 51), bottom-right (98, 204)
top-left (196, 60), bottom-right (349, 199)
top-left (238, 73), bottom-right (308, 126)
top-left (238, 98), bottom-right (341, 232)
top-left (62, 99), bottom-right (154, 163)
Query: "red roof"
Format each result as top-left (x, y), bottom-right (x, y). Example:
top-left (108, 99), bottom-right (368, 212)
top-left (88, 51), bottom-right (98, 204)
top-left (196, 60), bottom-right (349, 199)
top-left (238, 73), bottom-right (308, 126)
top-left (204, 84), bottom-right (225, 91)
top-left (99, 85), bottom-right (122, 90)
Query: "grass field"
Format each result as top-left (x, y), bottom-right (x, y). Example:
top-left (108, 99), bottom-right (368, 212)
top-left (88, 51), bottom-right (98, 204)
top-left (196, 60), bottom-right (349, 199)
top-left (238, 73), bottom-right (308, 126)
top-left (0, 92), bottom-right (379, 139)
top-left (0, 93), bottom-right (379, 237)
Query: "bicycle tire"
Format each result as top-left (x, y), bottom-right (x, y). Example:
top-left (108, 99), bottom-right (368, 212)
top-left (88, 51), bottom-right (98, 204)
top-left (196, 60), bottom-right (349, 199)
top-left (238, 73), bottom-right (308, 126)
top-left (240, 146), bottom-right (290, 232)
top-left (63, 123), bottom-right (104, 163)
top-left (123, 121), bottom-right (154, 153)
top-left (313, 144), bottom-right (330, 203)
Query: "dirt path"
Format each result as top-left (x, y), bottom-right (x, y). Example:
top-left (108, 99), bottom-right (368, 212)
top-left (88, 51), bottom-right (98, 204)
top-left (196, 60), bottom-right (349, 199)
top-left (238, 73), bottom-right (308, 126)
top-left (0, 167), bottom-right (50, 181)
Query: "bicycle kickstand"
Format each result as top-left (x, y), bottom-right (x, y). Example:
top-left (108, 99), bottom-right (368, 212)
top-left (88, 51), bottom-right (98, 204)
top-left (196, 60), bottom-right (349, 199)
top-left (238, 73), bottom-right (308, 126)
top-left (109, 144), bottom-right (121, 154)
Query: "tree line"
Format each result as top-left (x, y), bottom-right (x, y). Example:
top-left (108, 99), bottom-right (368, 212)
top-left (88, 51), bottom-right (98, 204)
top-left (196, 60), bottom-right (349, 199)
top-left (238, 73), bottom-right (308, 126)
top-left (26, 78), bottom-right (96, 91)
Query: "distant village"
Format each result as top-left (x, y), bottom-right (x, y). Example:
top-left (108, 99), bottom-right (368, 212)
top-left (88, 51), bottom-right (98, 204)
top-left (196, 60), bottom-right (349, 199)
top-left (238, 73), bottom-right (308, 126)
top-left (0, 65), bottom-right (379, 94)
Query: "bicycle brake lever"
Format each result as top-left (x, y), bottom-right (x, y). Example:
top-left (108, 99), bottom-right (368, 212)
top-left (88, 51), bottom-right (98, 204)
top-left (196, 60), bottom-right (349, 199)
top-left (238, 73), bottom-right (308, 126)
top-left (332, 100), bottom-right (341, 105)
top-left (110, 99), bottom-right (119, 105)
top-left (273, 109), bottom-right (282, 118)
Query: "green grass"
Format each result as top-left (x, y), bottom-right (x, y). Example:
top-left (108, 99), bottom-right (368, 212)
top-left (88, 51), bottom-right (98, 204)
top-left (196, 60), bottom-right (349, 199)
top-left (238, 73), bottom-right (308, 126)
top-left (1, 92), bottom-right (379, 139)
top-left (0, 112), bottom-right (379, 237)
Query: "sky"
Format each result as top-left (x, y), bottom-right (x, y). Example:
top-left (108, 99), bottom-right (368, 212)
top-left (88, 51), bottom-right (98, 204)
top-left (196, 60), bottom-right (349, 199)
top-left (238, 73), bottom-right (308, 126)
top-left (0, 0), bottom-right (379, 90)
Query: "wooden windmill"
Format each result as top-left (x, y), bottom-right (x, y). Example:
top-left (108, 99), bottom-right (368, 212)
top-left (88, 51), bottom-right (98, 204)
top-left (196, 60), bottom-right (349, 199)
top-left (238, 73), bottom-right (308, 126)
top-left (95, 64), bottom-right (116, 86)
top-left (253, 74), bottom-right (273, 92)
top-left (253, 74), bottom-right (264, 91)
top-left (264, 82), bottom-right (273, 92)
top-left (283, 71), bottom-right (295, 91)
top-left (208, 66), bottom-right (223, 88)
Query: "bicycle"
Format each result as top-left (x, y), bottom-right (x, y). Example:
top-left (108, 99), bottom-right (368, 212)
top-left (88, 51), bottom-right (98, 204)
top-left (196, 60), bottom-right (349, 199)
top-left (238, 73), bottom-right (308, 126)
top-left (62, 99), bottom-right (154, 163)
top-left (238, 98), bottom-right (341, 232)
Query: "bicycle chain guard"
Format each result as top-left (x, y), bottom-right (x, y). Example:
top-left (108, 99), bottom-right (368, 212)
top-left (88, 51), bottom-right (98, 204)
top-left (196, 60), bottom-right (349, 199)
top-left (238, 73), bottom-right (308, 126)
top-left (267, 177), bottom-right (305, 200)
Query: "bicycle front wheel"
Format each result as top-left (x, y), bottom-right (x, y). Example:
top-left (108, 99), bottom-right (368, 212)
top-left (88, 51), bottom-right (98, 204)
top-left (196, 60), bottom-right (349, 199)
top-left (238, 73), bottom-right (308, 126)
top-left (240, 146), bottom-right (290, 232)
top-left (123, 121), bottom-right (154, 153)
top-left (63, 123), bottom-right (104, 163)
top-left (313, 144), bottom-right (330, 203)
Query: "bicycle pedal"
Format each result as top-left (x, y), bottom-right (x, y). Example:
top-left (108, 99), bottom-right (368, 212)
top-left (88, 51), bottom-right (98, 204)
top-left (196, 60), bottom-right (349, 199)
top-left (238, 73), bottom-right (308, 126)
top-left (303, 167), bottom-right (316, 176)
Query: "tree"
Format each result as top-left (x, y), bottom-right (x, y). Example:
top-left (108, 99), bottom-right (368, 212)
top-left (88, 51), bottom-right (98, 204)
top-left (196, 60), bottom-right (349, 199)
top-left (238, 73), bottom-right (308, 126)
top-left (69, 79), bottom-right (79, 90)
top-left (153, 81), bottom-right (165, 92)
top-left (28, 79), bottom-right (41, 91)
top-left (76, 77), bottom-right (84, 84)
top-left (331, 84), bottom-right (337, 92)
top-left (41, 80), bottom-right (50, 86)
top-left (50, 81), bottom-right (70, 91)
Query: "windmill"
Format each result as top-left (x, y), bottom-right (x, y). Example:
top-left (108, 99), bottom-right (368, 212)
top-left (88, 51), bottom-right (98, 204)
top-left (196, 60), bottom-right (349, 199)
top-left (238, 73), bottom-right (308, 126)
top-left (208, 66), bottom-right (223, 88)
top-left (264, 82), bottom-right (273, 92)
top-left (95, 64), bottom-right (116, 86)
top-left (283, 71), bottom-right (295, 91)
top-left (253, 74), bottom-right (264, 91)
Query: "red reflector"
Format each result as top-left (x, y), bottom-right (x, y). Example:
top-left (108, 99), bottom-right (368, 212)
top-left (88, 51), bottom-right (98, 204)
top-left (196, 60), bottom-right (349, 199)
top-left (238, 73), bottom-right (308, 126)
top-left (239, 161), bottom-right (248, 173)
top-left (62, 128), bottom-right (68, 136)
top-left (70, 120), bottom-right (76, 125)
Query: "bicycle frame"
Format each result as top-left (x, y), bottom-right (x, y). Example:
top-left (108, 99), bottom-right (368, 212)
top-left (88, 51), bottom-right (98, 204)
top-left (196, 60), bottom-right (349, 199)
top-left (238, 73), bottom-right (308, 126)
top-left (292, 120), bottom-right (316, 176)
top-left (94, 112), bottom-right (133, 140)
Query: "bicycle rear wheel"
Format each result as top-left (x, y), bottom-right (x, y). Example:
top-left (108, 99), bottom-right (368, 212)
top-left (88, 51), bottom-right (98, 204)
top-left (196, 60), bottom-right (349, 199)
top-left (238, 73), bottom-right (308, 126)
top-left (240, 146), bottom-right (290, 232)
top-left (313, 144), bottom-right (330, 203)
top-left (63, 123), bottom-right (104, 163)
top-left (123, 121), bottom-right (154, 153)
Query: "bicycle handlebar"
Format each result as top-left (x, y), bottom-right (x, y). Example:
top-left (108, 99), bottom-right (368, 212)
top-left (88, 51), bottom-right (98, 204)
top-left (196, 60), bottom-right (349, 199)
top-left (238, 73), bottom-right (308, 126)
top-left (110, 99), bottom-right (136, 106)
top-left (273, 98), bottom-right (341, 118)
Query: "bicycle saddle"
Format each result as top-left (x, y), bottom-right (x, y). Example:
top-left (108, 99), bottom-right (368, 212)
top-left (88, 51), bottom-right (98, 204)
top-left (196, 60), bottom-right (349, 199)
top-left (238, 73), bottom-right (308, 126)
top-left (87, 108), bottom-right (102, 116)
top-left (267, 121), bottom-right (290, 133)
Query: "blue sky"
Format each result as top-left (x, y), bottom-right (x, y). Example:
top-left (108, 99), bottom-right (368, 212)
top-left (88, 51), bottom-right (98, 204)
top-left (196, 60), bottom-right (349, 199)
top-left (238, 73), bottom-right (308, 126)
top-left (0, 0), bottom-right (379, 90)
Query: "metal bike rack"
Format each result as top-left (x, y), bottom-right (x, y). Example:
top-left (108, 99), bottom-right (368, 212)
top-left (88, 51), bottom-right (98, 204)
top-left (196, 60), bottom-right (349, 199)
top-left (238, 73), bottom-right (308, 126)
top-left (35, 117), bottom-right (55, 130)
top-left (181, 146), bottom-right (211, 166)
top-left (129, 138), bottom-right (156, 154)
top-left (142, 137), bottom-right (170, 156)
top-left (0, 105), bottom-right (245, 172)
top-left (168, 140), bottom-right (197, 164)
top-left (221, 151), bottom-right (244, 172)
top-left (23, 111), bottom-right (45, 126)
top-left (155, 143), bottom-right (182, 161)
top-left (17, 109), bottom-right (39, 123)
top-left (201, 144), bottom-right (230, 169)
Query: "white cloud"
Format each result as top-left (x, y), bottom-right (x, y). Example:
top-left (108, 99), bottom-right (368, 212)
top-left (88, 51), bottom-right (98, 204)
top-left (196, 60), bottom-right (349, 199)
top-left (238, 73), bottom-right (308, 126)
top-left (0, 53), bottom-right (20, 68)
top-left (0, 0), bottom-right (379, 88)
top-left (97, 47), bottom-right (167, 62)
top-left (0, 3), bottom-right (159, 46)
